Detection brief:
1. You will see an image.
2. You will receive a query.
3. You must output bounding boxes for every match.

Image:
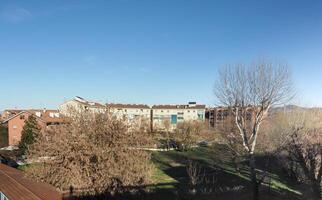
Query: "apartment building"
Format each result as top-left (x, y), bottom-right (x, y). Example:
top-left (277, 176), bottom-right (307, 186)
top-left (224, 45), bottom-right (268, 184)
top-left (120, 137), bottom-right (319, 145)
top-left (59, 96), bottom-right (106, 115)
top-left (2, 109), bottom-right (64, 146)
top-left (0, 110), bottom-right (23, 121)
top-left (107, 103), bottom-right (150, 121)
top-left (59, 97), bottom-right (206, 131)
top-left (206, 107), bottom-right (255, 128)
top-left (151, 102), bottom-right (206, 131)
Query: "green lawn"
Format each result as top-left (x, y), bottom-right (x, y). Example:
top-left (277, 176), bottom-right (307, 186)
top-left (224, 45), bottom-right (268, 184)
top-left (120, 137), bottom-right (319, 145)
top-left (16, 144), bottom-right (311, 200)
top-left (150, 145), bottom-right (309, 200)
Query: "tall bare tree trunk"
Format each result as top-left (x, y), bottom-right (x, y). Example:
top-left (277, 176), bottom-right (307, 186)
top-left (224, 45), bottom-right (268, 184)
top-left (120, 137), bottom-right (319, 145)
top-left (214, 62), bottom-right (293, 200)
top-left (249, 153), bottom-right (259, 200)
top-left (311, 181), bottom-right (321, 200)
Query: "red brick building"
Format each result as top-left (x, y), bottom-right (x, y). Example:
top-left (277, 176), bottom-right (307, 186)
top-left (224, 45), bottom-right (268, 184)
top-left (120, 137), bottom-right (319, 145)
top-left (206, 107), bottom-right (255, 128)
top-left (1, 109), bottom-right (65, 146)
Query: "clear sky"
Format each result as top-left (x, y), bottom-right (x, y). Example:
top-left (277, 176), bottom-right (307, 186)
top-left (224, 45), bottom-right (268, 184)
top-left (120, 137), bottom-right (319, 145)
top-left (0, 0), bottom-right (322, 110)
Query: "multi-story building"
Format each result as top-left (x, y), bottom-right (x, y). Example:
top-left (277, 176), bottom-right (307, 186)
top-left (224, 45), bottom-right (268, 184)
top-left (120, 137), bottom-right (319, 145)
top-left (206, 107), bottom-right (255, 128)
top-left (0, 110), bottom-right (24, 121)
top-left (107, 103), bottom-right (151, 120)
top-left (151, 102), bottom-right (206, 131)
top-left (59, 97), bottom-right (206, 132)
top-left (59, 96), bottom-right (105, 115)
top-left (1, 109), bottom-right (65, 146)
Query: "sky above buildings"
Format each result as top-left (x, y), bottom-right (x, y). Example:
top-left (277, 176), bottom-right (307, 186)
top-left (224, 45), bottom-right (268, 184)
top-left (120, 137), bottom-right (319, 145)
top-left (0, 0), bottom-right (322, 110)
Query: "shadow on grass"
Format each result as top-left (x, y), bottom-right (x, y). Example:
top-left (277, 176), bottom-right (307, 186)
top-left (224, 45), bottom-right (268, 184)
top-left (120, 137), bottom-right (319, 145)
top-left (149, 145), bottom-right (304, 200)
top-left (65, 145), bottom-right (305, 200)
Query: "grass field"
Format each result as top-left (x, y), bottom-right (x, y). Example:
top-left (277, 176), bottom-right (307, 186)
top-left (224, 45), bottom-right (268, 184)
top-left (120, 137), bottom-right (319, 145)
top-left (16, 144), bottom-right (313, 200)
top-left (149, 144), bottom-right (311, 200)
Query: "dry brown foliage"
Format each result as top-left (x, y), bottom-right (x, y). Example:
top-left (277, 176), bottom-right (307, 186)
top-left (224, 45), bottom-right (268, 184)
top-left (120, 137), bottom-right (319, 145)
top-left (265, 108), bottom-right (322, 198)
top-left (26, 109), bottom-right (153, 196)
top-left (216, 115), bottom-right (246, 173)
top-left (173, 120), bottom-right (203, 151)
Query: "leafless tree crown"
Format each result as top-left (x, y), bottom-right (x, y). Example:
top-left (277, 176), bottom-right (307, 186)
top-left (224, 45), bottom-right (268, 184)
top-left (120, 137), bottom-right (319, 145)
top-left (214, 60), bottom-right (294, 200)
top-left (215, 61), bottom-right (293, 109)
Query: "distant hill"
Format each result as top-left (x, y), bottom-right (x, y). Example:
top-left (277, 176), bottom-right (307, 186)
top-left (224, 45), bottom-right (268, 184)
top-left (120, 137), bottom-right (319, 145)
top-left (271, 105), bottom-right (322, 114)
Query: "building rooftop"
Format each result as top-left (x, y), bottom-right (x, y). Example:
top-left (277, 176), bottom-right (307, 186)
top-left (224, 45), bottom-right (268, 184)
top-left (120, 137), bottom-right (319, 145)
top-left (107, 103), bottom-right (150, 109)
top-left (72, 96), bottom-right (105, 108)
top-left (152, 104), bottom-right (206, 109)
top-left (0, 163), bottom-right (61, 200)
top-left (2, 110), bottom-right (66, 124)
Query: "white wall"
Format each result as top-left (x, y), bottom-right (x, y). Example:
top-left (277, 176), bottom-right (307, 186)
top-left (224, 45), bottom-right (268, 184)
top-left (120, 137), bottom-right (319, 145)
top-left (152, 108), bottom-right (205, 130)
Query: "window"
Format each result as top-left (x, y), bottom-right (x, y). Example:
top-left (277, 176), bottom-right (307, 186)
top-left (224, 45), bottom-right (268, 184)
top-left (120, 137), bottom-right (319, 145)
top-left (35, 112), bottom-right (42, 117)
top-left (161, 110), bottom-right (163, 113)
top-left (198, 114), bottom-right (204, 120)
top-left (20, 115), bottom-right (25, 120)
top-left (13, 125), bottom-right (17, 129)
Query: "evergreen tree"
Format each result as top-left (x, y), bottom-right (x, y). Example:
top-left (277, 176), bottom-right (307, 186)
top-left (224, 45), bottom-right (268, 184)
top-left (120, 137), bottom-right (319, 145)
top-left (18, 115), bottom-right (40, 155)
top-left (0, 124), bottom-right (8, 148)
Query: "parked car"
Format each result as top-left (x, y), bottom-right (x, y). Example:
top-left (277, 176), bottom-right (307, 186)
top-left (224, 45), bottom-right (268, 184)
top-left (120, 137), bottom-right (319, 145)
top-left (0, 155), bottom-right (18, 168)
top-left (158, 139), bottom-right (179, 149)
top-left (197, 140), bottom-right (209, 147)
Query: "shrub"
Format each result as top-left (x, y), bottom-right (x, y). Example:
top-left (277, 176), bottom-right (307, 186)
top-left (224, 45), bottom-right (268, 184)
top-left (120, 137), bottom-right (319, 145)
top-left (27, 109), bottom-right (153, 197)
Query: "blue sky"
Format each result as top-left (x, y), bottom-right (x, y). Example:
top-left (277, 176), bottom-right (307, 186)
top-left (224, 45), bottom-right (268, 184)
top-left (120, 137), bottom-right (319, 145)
top-left (0, 0), bottom-right (322, 110)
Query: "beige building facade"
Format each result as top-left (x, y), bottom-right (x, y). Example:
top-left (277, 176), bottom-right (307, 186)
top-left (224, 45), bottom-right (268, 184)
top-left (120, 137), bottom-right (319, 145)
top-left (59, 97), bottom-right (206, 132)
top-left (59, 96), bottom-right (106, 115)
top-left (152, 102), bottom-right (206, 131)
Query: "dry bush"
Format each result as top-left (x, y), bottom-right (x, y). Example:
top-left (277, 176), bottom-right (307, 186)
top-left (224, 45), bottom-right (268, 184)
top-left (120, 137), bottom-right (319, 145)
top-left (162, 119), bottom-right (172, 150)
top-left (216, 115), bottom-right (246, 173)
top-left (186, 160), bottom-right (205, 194)
top-left (284, 110), bottom-right (322, 199)
top-left (266, 108), bottom-right (322, 199)
top-left (173, 120), bottom-right (203, 151)
top-left (26, 109), bottom-right (153, 197)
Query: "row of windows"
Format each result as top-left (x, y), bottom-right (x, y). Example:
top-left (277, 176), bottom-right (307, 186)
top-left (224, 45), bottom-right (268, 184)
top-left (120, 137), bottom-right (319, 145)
top-left (158, 110), bottom-right (199, 113)
top-left (153, 115), bottom-right (203, 120)
top-left (116, 109), bottom-right (149, 113)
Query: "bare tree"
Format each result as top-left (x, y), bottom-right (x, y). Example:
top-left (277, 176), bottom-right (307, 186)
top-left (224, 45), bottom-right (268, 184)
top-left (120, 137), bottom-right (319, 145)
top-left (214, 61), bottom-right (293, 200)
top-left (217, 115), bottom-right (245, 173)
top-left (271, 109), bottom-right (322, 199)
top-left (162, 119), bottom-right (172, 150)
top-left (26, 109), bottom-right (153, 197)
top-left (174, 120), bottom-right (202, 151)
top-left (186, 160), bottom-right (205, 195)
